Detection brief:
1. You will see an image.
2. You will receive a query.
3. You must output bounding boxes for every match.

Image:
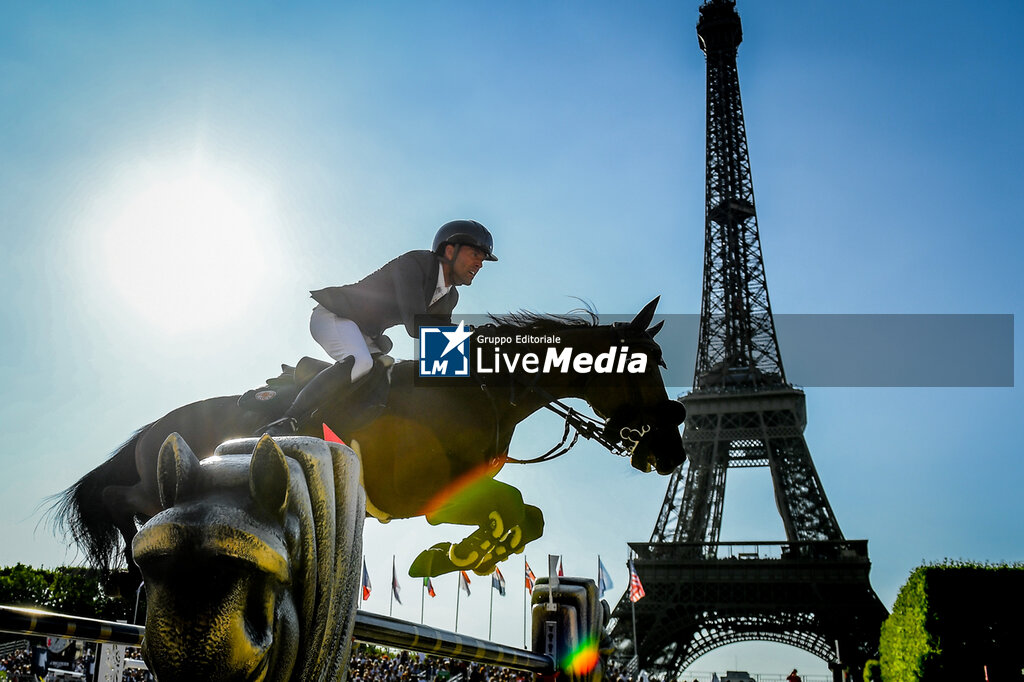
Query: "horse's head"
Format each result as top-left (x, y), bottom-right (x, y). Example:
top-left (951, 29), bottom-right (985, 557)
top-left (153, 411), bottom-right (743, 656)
top-left (587, 297), bottom-right (686, 475)
top-left (133, 433), bottom-right (364, 682)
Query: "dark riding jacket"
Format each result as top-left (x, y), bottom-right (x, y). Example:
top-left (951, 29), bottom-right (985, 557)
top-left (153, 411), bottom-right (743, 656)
top-left (310, 250), bottom-right (459, 339)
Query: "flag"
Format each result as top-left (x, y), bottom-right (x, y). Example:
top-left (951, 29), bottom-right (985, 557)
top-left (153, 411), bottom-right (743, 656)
top-left (598, 557), bottom-right (614, 598)
top-left (424, 576), bottom-right (436, 598)
top-left (391, 559), bottom-right (402, 605)
top-left (459, 570), bottom-right (471, 596)
top-left (628, 559), bottom-right (645, 603)
top-left (491, 567), bottom-right (506, 596)
top-left (361, 558), bottom-right (372, 601)
top-left (525, 560), bottom-right (536, 593)
top-left (548, 554), bottom-right (561, 588)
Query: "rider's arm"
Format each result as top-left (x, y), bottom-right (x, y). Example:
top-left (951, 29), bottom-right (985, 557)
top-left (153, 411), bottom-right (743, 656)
top-left (391, 251), bottom-right (449, 338)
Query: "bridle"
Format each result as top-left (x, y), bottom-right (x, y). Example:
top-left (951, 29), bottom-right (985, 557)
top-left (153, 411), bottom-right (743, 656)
top-left (475, 323), bottom-right (670, 465)
top-left (477, 385), bottom-right (635, 465)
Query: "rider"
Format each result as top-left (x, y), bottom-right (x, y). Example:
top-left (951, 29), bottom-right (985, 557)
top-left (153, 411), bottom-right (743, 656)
top-left (260, 219), bottom-right (497, 435)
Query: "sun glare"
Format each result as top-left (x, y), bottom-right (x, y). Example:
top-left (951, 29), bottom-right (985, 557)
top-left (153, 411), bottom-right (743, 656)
top-left (99, 159), bottom-right (277, 332)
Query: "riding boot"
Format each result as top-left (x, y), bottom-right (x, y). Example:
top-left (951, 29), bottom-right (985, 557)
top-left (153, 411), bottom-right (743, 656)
top-left (259, 356), bottom-right (356, 435)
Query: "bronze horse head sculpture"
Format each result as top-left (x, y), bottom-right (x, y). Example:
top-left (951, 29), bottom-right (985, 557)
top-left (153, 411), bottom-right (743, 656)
top-left (132, 433), bottom-right (364, 682)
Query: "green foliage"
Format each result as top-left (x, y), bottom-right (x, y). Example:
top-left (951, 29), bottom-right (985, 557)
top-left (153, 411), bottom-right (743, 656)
top-left (0, 564), bottom-right (51, 608)
top-left (0, 564), bottom-right (131, 620)
top-left (879, 567), bottom-right (934, 681)
top-left (879, 560), bottom-right (1024, 682)
top-left (862, 659), bottom-right (881, 682)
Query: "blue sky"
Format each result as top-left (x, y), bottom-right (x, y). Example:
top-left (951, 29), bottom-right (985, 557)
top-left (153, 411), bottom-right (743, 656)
top-left (1, 1), bottom-right (1022, 677)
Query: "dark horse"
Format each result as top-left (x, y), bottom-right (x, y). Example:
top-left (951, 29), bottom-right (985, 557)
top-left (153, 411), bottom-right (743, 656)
top-left (52, 298), bottom-right (685, 582)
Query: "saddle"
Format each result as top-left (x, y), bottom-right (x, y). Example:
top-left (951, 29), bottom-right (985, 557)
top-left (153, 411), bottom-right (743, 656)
top-left (239, 355), bottom-right (393, 438)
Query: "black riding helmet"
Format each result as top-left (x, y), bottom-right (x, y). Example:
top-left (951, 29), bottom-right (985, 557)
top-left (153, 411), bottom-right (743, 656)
top-left (432, 219), bottom-right (498, 262)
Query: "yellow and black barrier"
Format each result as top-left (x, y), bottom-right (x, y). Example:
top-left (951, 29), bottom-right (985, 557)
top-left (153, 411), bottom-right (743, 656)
top-left (0, 605), bottom-right (555, 675)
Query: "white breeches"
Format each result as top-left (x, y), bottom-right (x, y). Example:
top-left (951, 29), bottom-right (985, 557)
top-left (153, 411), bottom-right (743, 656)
top-left (309, 305), bottom-right (375, 380)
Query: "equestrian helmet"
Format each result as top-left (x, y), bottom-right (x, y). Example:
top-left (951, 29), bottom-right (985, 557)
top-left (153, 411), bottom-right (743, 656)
top-left (432, 220), bottom-right (498, 261)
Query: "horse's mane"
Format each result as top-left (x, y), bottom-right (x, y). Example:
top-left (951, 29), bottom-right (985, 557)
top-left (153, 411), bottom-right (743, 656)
top-left (486, 305), bottom-right (599, 333)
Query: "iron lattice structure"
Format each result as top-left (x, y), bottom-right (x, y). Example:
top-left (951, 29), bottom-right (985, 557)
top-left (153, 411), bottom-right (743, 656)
top-left (613, 542), bottom-right (888, 675)
top-left (609, 2), bottom-right (886, 679)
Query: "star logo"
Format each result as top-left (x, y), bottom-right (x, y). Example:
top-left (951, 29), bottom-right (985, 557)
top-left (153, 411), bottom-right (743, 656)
top-left (418, 321), bottom-right (473, 377)
top-left (440, 320), bottom-right (472, 358)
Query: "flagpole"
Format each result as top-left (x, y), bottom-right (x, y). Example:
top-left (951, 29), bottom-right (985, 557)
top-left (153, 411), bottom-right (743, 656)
top-left (421, 579), bottom-right (426, 625)
top-left (390, 555), bottom-right (395, 617)
top-left (631, 592), bottom-right (638, 664)
top-left (523, 557), bottom-right (528, 649)
top-left (488, 576), bottom-right (495, 640)
top-left (629, 552), bottom-right (639, 669)
top-left (455, 573), bottom-right (461, 632)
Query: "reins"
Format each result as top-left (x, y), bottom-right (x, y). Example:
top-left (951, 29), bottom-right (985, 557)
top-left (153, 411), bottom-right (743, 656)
top-left (477, 370), bottom-right (630, 465)
top-left (472, 318), bottom-right (668, 465)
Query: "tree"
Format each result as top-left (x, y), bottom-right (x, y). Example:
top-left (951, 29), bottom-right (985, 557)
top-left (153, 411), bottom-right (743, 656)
top-left (879, 561), bottom-right (1024, 681)
top-left (0, 564), bottom-right (51, 608)
top-left (0, 564), bottom-right (131, 621)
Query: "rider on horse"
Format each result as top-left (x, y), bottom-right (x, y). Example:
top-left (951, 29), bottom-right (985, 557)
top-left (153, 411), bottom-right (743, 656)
top-left (260, 219), bottom-right (498, 435)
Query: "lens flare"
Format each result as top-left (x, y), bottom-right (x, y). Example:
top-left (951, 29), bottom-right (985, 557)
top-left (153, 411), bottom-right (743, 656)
top-left (561, 634), bottom-right (600, 676)
top-left (418, 453), bottom-right (506, 518)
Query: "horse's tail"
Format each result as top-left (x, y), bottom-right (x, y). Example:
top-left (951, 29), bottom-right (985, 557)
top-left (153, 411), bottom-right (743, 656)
top-left (47, 423), bottom-right (154, 573)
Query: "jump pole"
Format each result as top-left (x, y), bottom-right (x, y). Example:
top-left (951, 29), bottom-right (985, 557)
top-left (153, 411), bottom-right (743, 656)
top-left (0, 605), bottom-right (555, 675)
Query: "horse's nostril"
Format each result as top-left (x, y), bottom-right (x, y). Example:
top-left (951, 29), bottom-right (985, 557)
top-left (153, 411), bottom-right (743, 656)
top-left (245, 573), bottom-right (277, 649)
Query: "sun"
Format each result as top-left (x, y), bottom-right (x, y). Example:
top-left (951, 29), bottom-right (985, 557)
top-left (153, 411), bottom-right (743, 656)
top-left (100, 159), bottom-right (276, 332)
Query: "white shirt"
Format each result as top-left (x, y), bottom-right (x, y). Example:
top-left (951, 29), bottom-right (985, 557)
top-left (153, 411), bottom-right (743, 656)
top-left (430, 266), bottom-right (451, 306)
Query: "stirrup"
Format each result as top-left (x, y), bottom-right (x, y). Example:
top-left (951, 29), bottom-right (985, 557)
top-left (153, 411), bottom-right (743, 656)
top-left (257, 416), bottom-right (297, 436)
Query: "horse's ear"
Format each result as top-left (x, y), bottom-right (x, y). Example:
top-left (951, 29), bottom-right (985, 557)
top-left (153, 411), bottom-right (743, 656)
top-left (250, 435), bottom-right (289, 523)
top-left (647, 320), bottom-right (665, 338)
top-left (631, 296), bottom-right (661, 331)
top-left (157, 432), bottom-right (200, 509)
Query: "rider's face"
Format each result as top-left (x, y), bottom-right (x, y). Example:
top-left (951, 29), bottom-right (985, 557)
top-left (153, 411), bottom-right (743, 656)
top-left (447, 244), bottom-right (487, 286)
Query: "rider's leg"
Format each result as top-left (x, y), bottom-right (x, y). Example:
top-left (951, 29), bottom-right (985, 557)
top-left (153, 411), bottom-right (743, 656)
top-left (258, 307), bottom-right (372, 435)
top-left (285, 356), bottom-right (355, 416)
top-left (309, 305), bottom-right (373, 380)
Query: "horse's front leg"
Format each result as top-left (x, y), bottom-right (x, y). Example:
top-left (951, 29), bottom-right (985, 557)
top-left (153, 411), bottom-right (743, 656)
top-left (409, 479), bottom-right (544, 577)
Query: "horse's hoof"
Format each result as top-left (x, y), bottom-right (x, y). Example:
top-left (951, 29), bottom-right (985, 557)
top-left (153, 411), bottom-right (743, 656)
top-left (448, 540), bottom-right (482, 568)
top-left (499, 525), bottom-right (523, 550)
top-left (409, 543), bottom-right (458, 577)
top-left (488, 511), bottom-right (504, 538)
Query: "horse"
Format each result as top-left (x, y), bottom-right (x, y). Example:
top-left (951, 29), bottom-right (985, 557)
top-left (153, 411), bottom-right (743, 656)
top-left (133, 432), bottom-right (364, 682)
top-left (52, 297), bottom-right (685, 585)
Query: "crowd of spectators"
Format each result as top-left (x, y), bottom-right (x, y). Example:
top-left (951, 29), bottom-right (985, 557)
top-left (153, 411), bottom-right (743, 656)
top-left (0, 641), bottom-right (641, 682)
top-left (120, 646), bottom-right (149, 681)
top-left (350, 646), bottom-right (527, 682)
top-left (347, 646), bottom-right (637, 682)
top-left (0, 648), bottom-right (33, 680)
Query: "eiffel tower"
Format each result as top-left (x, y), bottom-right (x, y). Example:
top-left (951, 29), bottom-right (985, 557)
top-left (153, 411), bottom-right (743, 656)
top-left (609, 1), bottom-right (887, 679)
